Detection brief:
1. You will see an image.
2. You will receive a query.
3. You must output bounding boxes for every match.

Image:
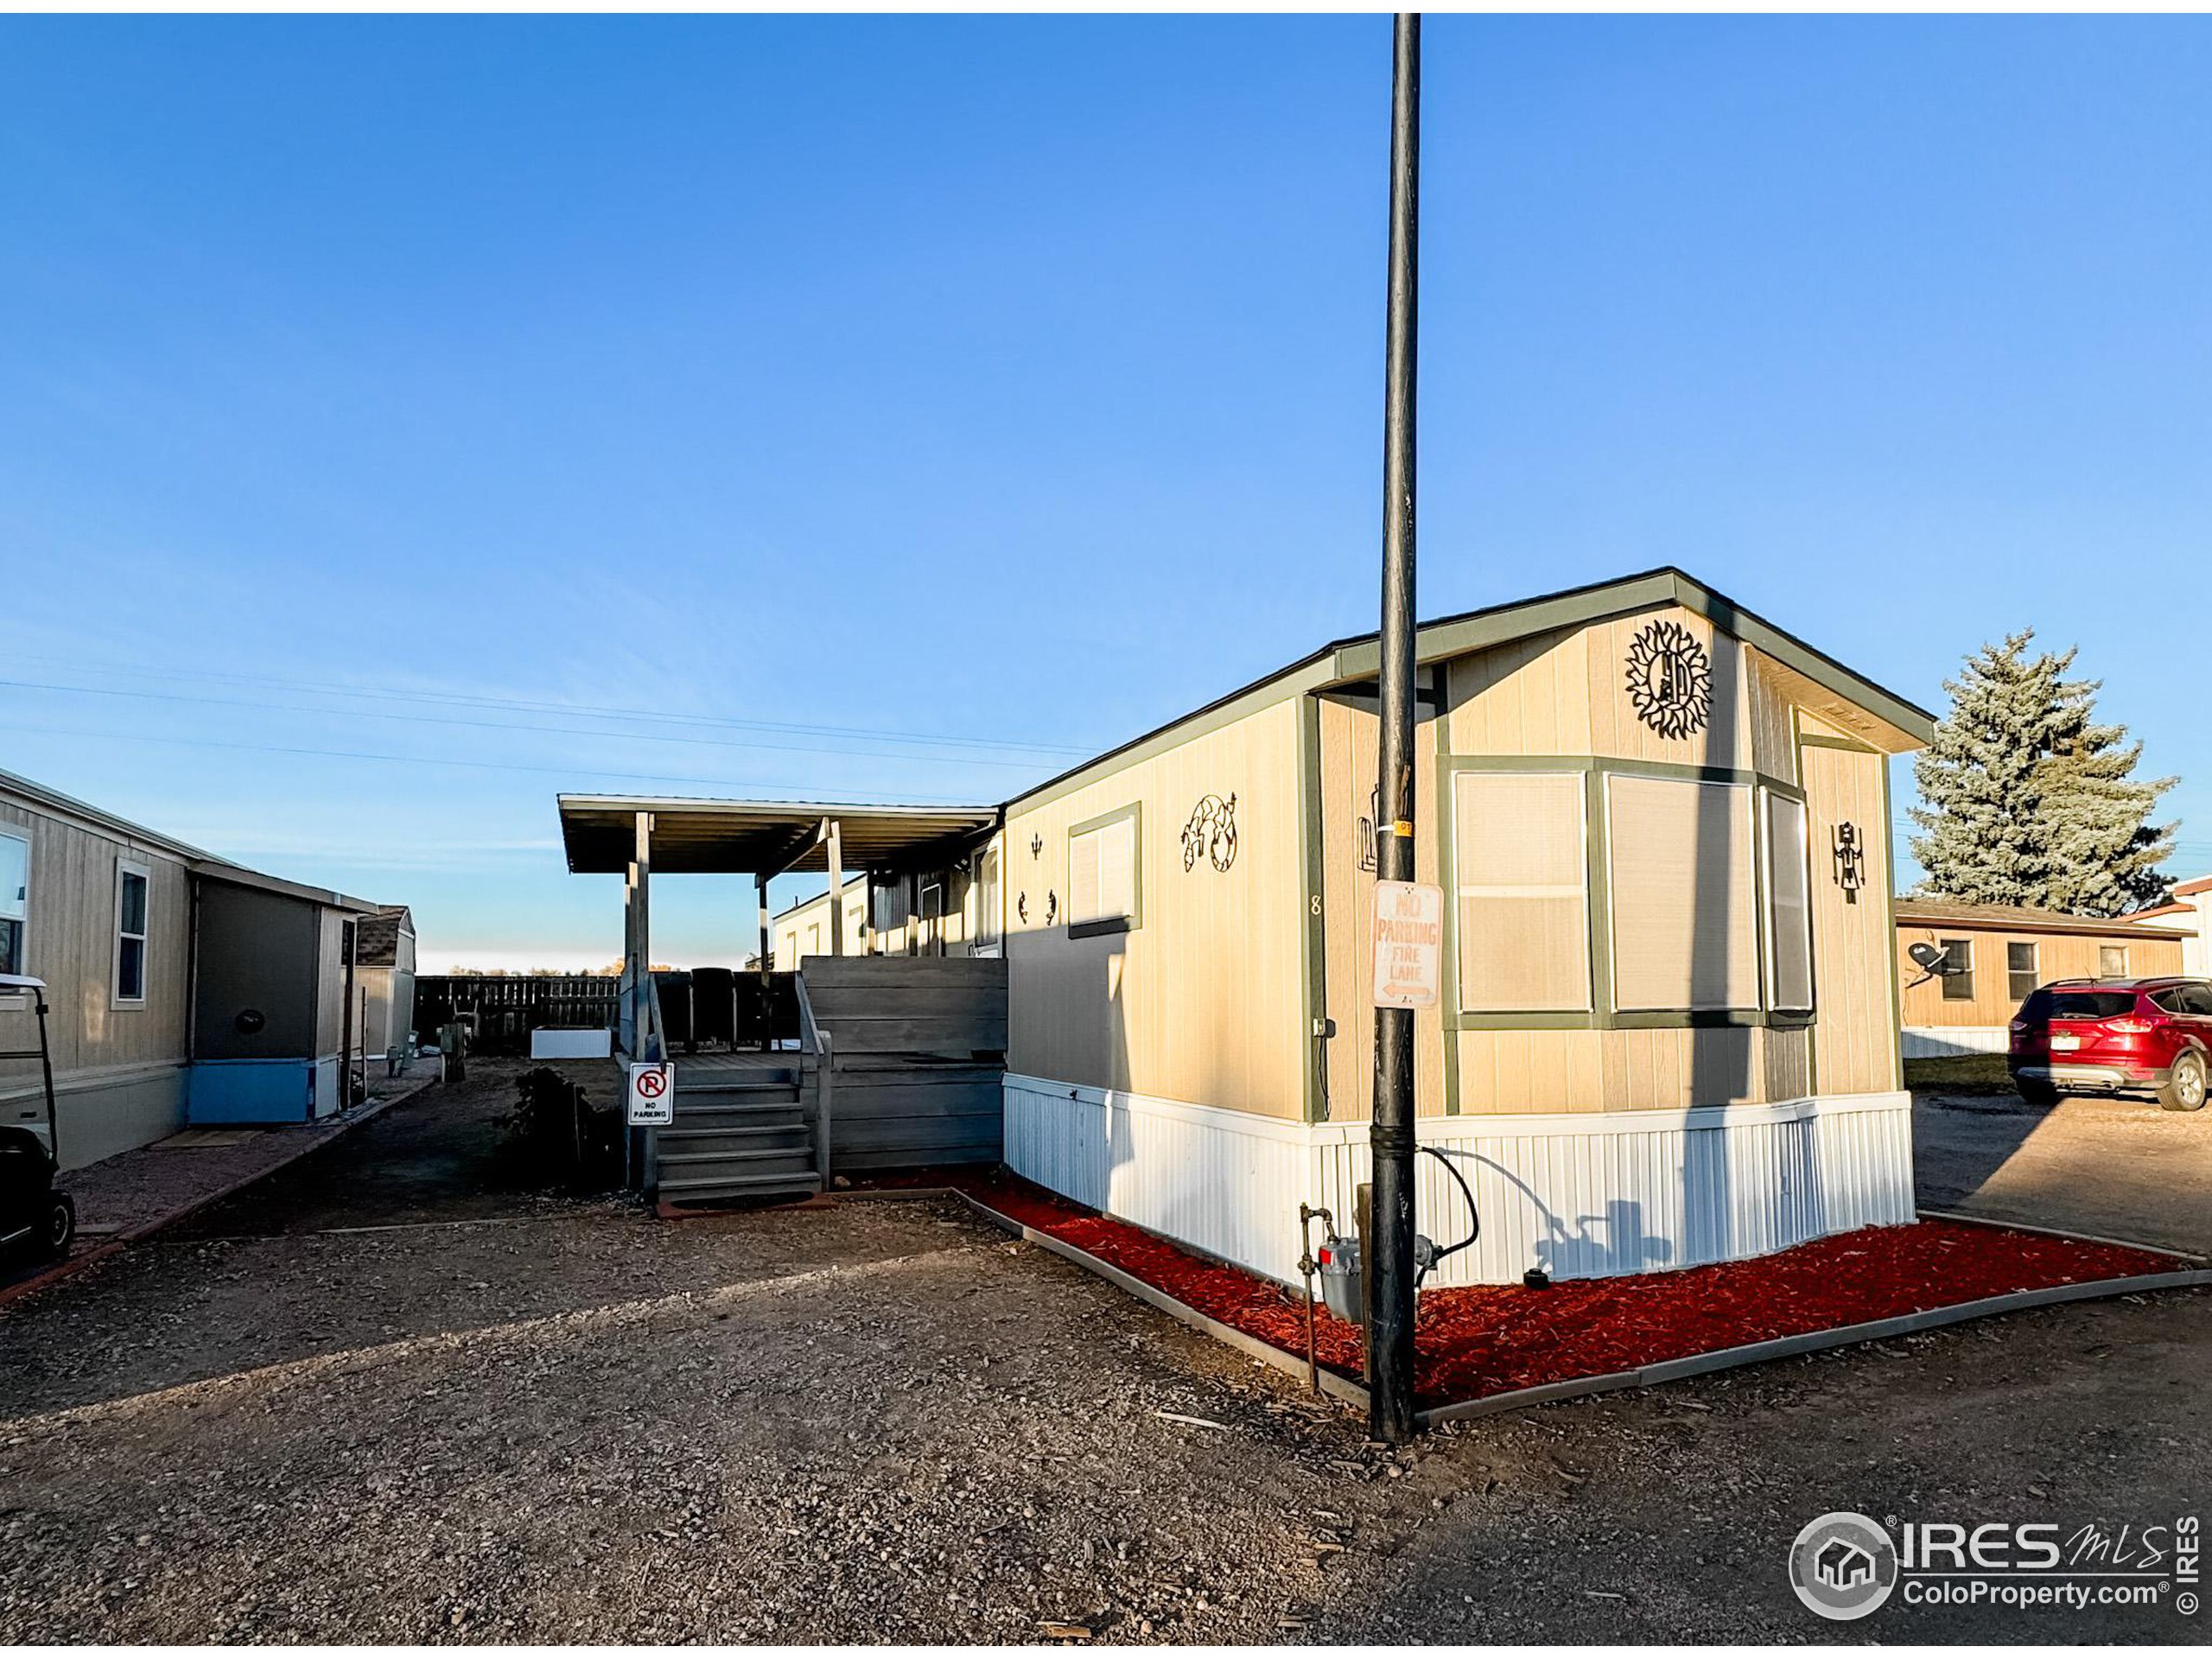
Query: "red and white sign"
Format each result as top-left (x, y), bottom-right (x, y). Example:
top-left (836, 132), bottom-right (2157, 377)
top-left (626, 1061), bottom-right (674, 1126)
top-left (1371, 880), bottom-right (1443, 1010)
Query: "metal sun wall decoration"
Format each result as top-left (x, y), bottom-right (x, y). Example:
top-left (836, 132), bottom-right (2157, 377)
top-left (1624, 619), bottom-right (1713, 741)
top-left (1179, 792), bottom-right (1239, 873)
top-left (1833, 822), bottom-right (1867, 903)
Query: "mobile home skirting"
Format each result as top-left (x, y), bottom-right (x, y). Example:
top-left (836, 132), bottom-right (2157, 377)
top-left (1901, 1026), bottom-right (2011, 1059)
top-left (1002, 1074), bottom-right (1914, 1289)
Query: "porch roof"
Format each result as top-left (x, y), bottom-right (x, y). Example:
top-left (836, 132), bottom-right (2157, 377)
top-left (556, 794), bottom-right (1000, 877)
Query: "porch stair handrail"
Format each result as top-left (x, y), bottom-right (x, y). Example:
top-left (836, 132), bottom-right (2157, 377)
top-left (793, 970), bottom-right (832, 1186)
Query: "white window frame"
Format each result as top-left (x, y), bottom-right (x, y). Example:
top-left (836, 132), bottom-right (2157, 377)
top-left (973, 848), bottom-right (1002, 955)
top-left (2006, 939), bottom-right (2040, 1003)
top-left (1067, 804), bottom-right (1142, 938)
top-left (112, 856), bottom-right (151, 1008)
top-left (2099, 943), bottom-right (2129, 978)
top-left (0, 826), bottom-right (26, 988)
top-left (1758, 789), bottom-right (1815, 1016)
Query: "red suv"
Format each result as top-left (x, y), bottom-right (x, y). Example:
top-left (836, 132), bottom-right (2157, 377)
top-left (2009, 977), bottom-right (2212, 1111)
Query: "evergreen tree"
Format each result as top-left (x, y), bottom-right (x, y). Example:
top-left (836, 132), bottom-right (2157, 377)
top-left (1910, 631), bottom-right (2175, 917)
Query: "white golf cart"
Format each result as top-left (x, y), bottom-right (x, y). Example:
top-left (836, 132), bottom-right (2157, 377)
top-left (0, 975), bottom-right (76, 1262)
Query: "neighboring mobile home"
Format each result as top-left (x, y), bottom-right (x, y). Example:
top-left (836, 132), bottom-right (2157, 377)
top-left (2125, 876), bottom-right (2211, 977)
top-left (0, 766), bottom-right (398, 1166)
top-left (561, 569), bottom-right (1935, 1288)
top-left (1897, 899), bottom-right (2193, 1058)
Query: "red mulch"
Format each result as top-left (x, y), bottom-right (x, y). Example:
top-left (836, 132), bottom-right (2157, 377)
top-left (862, 1167), bottom-right (2185, 1408)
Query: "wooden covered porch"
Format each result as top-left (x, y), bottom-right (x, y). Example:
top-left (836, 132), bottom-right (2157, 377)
top-left (555, 795), bottom-right (1006, 1207)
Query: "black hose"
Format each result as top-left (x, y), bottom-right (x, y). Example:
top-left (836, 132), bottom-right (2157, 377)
top-left (1416, 1144), bottom-right (1478, 1287)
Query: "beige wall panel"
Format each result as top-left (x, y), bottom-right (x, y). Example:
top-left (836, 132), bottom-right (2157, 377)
top-left (315, 907), bottom-right (348, 1058)
top-left (1746, 649), bottom-right (1801, 785)
top-left (1443, 626), bottom-right (1592, 756)
top-left (1802, 744), bottom-right (1900, 1094)
top-left (1897, 923), bottom-right (2183, 1029)
top-left (0, 798), bottom-right (191, 1091)
top-left (1584, 606), bottom-right (1754, 771)
top-left (1317, 694), bottom-right (1446, 1122)
top-left (1006, 698), bottom-right (1305, 1119)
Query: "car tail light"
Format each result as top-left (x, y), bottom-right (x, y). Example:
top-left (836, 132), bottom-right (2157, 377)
top-left (2104, 1017), bottom-right (2156, 1034)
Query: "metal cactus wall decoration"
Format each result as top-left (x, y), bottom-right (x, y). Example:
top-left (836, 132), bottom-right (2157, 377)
top-left (1179, 792), bottom-right (1239, 873)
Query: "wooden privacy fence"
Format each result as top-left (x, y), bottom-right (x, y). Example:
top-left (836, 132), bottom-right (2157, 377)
top-left (800, 956), bottom-right (1007, 1174)
top-left (415, 976), bottom-right (619, 1056)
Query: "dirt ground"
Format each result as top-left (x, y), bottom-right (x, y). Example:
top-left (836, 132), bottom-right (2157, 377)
top-left (1914, 1086), bottom-right (2212, 1257)
top-left (0, 1063), bottom-right (2205, 1643)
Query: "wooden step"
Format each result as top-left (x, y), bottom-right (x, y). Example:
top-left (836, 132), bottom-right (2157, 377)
top-left (656, 1170), bottom-right (823, 1199)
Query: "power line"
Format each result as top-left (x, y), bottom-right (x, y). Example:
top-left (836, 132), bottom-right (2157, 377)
top-left (0, 651), bottom-right (1096, 759)
top-left (0, 677), bottom-right (1065, 772)
top-left (0, 719), bottom-right (990, 804)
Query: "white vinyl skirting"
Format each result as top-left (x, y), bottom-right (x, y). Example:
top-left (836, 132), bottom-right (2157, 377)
top-left (1002, 1074), bottom-right (1916, 1289)
top-left (1902, 1026), bottom-right (2012, 1059)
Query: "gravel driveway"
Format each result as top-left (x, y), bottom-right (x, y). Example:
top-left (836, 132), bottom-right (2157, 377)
top-left (1, 1065), bottom-right (2203, 1643)
top-left (1914, 1088), bottom-right (2212, 1257)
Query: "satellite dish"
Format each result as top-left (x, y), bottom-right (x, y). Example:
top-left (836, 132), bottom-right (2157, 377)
top-left (1906, 943), bottom-right (1957, 975)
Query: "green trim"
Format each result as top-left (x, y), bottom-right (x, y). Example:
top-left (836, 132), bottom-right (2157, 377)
top-left (1066, 802), bottom-right (1142, 935)
top-left (1439, 752), bottom-right (1830, 1035)
top-left (1436, 756), bottom-right (1603, 1027)
top-left (1883, 753), bottom-right (1905, 1091)
top-left (1005, 565), bottom-right (1932, 817)
top-left (1434, 696), bottom-right (1462, 1114)
top-left (1455, 1011), bottom-right (1602, 1032)
top-left (1298, 693), bottom-right (1327, 1123)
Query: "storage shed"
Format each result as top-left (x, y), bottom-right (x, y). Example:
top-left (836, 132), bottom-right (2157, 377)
top-left (188, 868), bottom-right (379, 1124)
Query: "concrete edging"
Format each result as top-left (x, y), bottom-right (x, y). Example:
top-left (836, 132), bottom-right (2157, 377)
top-left (851, 1183), bottom-right (2212, 1432)
top-left (1417, 1267), bottom-right (2212, 1427)
top-left (1914, 1205), bottom-right (2209, 1265)
top-left (0, 1075), bottom-right (438, 1313)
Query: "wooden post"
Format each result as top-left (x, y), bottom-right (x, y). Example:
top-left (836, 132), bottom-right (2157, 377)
top-left (824, 819), bottom-right (845, 957)
top-left (633, 811), bottom-right (653, 1001)
top-left (756, 873), bottom-right (772, 1052)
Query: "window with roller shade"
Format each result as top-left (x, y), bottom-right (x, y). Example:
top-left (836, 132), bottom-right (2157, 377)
top-left (1761, 791), bottom-right (1814, 1014)
top-left (1068, 805), bottom-right (1140, 938)
top-left (1605, 774), bottom-right (1759, 1012)
top-left (1452, 772), bottom-right (1591, 1012)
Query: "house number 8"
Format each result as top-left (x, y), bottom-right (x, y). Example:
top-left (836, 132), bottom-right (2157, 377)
top-left (1310, 894), bottom-right (1323, 916)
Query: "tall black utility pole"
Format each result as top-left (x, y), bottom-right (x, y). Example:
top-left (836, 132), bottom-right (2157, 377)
top-left (1368, 10), bottom-right (1422, 1446)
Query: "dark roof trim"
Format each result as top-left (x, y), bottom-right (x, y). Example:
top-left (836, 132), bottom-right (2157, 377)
top-left (1007, 566), bottom-right (1936, 814)
top-left (192, 861), bottom-right (379, 913)
top-left (0, 763), bottom-right (384, 912)
top-left (1896, 899), bottom-right (2194, 939)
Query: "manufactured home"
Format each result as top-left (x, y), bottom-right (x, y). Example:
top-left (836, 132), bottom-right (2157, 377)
top-left (1897, 899), bottom-right (2193, 1058)
top-left (2125, 876), bottom-right (2211, 977)
top-left (0, 766), bottom-right (401, 1166)
top-left (559, 568), bottom-right (1935, 1288)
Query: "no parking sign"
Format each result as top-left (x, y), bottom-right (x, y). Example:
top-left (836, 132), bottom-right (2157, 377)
top-left (626, 1061), bottom-right (674, 1127)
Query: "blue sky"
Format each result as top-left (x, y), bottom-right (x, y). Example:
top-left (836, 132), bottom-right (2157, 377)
top-left (3, 16), bottom-right (2208, 969)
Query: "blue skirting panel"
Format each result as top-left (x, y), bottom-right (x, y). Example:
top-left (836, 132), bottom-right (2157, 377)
top-left (187, 1060), bottom-right (316, 1125)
